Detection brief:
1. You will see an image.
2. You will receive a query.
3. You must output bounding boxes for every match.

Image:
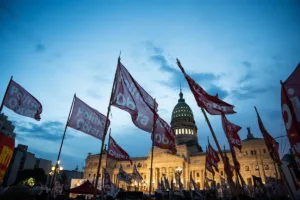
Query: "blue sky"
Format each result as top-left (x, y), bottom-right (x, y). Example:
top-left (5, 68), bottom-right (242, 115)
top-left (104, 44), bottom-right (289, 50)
top-left (0, 0), bottom-right (299, 170)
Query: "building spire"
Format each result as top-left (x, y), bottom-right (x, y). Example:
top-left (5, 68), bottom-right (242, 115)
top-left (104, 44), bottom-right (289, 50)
top-left (179, 81), bottom-right (184, 102)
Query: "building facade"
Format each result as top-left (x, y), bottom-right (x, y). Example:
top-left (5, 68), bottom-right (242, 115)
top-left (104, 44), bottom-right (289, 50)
top-left (4, 144), bottom-right (52, 185)
top-left (83, 92), bottom-right (278, 191)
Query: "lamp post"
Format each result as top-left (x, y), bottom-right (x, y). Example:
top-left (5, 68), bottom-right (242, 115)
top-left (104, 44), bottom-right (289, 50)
top-left (49, 160), bottom-right (63, 187)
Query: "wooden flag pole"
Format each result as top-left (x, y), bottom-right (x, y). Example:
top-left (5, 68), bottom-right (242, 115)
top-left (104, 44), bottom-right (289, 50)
top-left (93, 55), bottom-right (120, 200)
top-left (200, 107), bottom-right (235, 192)
top-left (149, 99), bottom-right (157, 196)
top-left (0, 76), bottom-right (13, 113)
top-left (51, 94), bottom-right (75, 191)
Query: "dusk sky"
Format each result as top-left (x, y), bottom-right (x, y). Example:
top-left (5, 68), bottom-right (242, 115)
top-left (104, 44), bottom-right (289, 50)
top-left (0, 0), bottom-right (299, 170)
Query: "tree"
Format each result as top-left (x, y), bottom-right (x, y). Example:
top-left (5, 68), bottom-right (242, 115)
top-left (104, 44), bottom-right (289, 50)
top-left (15, 168), bottom-right (47, 185)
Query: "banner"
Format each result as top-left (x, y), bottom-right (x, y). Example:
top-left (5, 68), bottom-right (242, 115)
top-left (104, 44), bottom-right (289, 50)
top-left (205, 149), bottom-right (215, 175)
top-left (153, 116), bottom-right (177, 154)
top-left (3, 80), bottom-right (42, 120)
top-left (207, 143), bottom-right (220, 172)
top-left (176, 59), bottom-right (235, 115)
top-left (221, 114), bottom-right (242, 150)
top-left (221, 114), bottom-right (242, 171)
top-left (103, 168), bottom-right (112, 191)
top-left (68, 96), bottom-right (109, 141)
top-left (111, 61), bottom-right (158, 133)
top-left (255, 107), bottom-right (281, 164)
top-left (108, 135), bottom-right (132, 164)
top-left (281, 63), bottom-right (300, 166)
top-left (117, 165), bottom-right (131, 184)
top-left (131, 164), bottom-right (143, 183)
top-left (0, 133), bottom-right (14, 180)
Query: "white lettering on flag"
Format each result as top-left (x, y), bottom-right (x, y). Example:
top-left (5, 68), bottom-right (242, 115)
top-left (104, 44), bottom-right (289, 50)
top-left (3, 80), bottom-right (42, 120)
top-left (68, 96), bottom-right (109, 141)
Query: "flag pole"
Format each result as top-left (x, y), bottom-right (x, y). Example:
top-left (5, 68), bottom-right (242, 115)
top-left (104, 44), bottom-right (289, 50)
top-left (0, 76), bottom-right (13, 113)
top-left (93, 55), bottom-right (120, 200)
top-left (51, 93), bottom-right (76, 191)
top-left (200, 107), bottom-right (235, 191)
top-left (149, 98), bottom-right (157, 196)
top-left (280, 80), bottom-right (300, 136)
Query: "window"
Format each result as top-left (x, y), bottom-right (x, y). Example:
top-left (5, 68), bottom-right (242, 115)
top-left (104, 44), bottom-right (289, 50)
top-left (126, 164), bottom-right (130, 168)
top-left (179, 129), bottom-right (181, 134)
top-left (263, 149), bottom-right (267, 154)
top-left (220, 171), bottom-right (224, 176)
top-left (245, 166), bottom-right (249, 171)
top-left (251, 151), bottom-right (254, 155)
top-left (89, 174), bottom-right (91, 177)
top-left (137, 163), bottom-right (142, 167)
top-left (197, 173), bottom-right (200, 177)
top-left (247, 178), bottom-right (252, 186)
top-left (264, 165), bottom-right (269, 170)
top-left (245, 151), bottom-right (248, 155)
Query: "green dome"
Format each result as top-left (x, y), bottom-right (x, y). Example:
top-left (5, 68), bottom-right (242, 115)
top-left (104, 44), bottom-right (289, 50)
top-left (171, 91), bottom-right (194, 120)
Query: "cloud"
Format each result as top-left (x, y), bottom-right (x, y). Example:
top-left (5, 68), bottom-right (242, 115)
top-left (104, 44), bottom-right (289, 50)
top-left (242, 61), bottom-right (252, 68)
top-left (35, 44), bottom-right (46, 53)
top-left (147, 43), bottom-right (228, 98)
top-left (86, 89), bottom-right (102, 99)
top-left (143, 41), bottom-right (163, 55)
top-left (15, 121), bottom-right (74, 142)
top-left (232, 85), bottom-right (270, 100)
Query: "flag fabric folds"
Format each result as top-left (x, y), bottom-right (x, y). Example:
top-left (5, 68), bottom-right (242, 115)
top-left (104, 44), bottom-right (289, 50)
top-left (205, 148), bottom-right (215, 176)
top-left (103, 168), bottom-right (112, 191)
top-left (108, 135), bottom-right (132, 165)
top-left (68, 96), bottom-right (110, 141)
top-left (207, 142), bottom-right (220, 172)
top-left (111, 61), bottom-right (177, 154)
top-left (153, 116), bottom-right (177, 154)
top-left (176, 59), bottom-right (235, 115)
top-left (131, 164), bottom-right (143, 183)
top-left (111, 61), bottom-right (158, 133)
top-left (255, 107), bottom-right (281, 164)
top-left (221, 114), bottom-right (242, 151)
top-left (281, 63), bottom-right (300, 163)
top-left (3, 80), bottom-right (43, 120)
top-left (221, 114), bottom-right (242, 172)
top-left (117, 165), bottom-right (131, 184)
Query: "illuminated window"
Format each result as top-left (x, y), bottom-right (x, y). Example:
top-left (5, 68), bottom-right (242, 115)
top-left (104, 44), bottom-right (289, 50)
top-left (179, 129), bottom-right (181, 134)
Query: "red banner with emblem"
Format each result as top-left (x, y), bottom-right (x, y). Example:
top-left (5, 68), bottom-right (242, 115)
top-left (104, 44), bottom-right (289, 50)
top-left (107, 135), bottom-right (132, 165)
top-left (3, 80), bottom-right (43, 120)
top-left (255, 107), bottom-right (281, 164)
top-left (221, 114), bottom-right (242, 150)
top-left (176, 59), bottom-right (235, 115)
top-left (111, 61), bottom-right (158, 133)
top-left (0, 133), bottom-right (15, 180)
top-left (205, 147), bottom-right (215, 175)
top-left (281, 63), bottom-right (300, 165)
top-left (68, 96), bottom-right (109, 141)
top-left (207, 142), bottom-right (220, 172)
top-left (153, 116), bottom-right (177, 154)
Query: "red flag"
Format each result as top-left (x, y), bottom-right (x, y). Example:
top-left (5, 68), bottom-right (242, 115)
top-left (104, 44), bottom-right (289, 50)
top-left (221, 114), bottom-right (242, 150)
top-left (205, 148), bottom-right (215, 175)
top-left (176, 59), bottom-right (235, 115)
top-left (281, 63), bottom-right (300, 161)
top-left (153, 116), bottom-right (177, 154)
top-left (68, 96), bottom-right (109, 141)
top-left (111, 61), bottom-right (158, 133)
top-left (255, 107), bottom-right (281, 164)
top-left (108, 135), bottom-right (132, 165)
top-left (3, 80), bottom-right (42, 120)
top-left (207, 142), bottom-right (220, 172)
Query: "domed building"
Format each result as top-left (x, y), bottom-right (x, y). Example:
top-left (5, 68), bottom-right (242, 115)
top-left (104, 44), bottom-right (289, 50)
top-left (171, 90), bottom-right (203, 153)
top-left (82, 90), bottom-right (278, 193)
